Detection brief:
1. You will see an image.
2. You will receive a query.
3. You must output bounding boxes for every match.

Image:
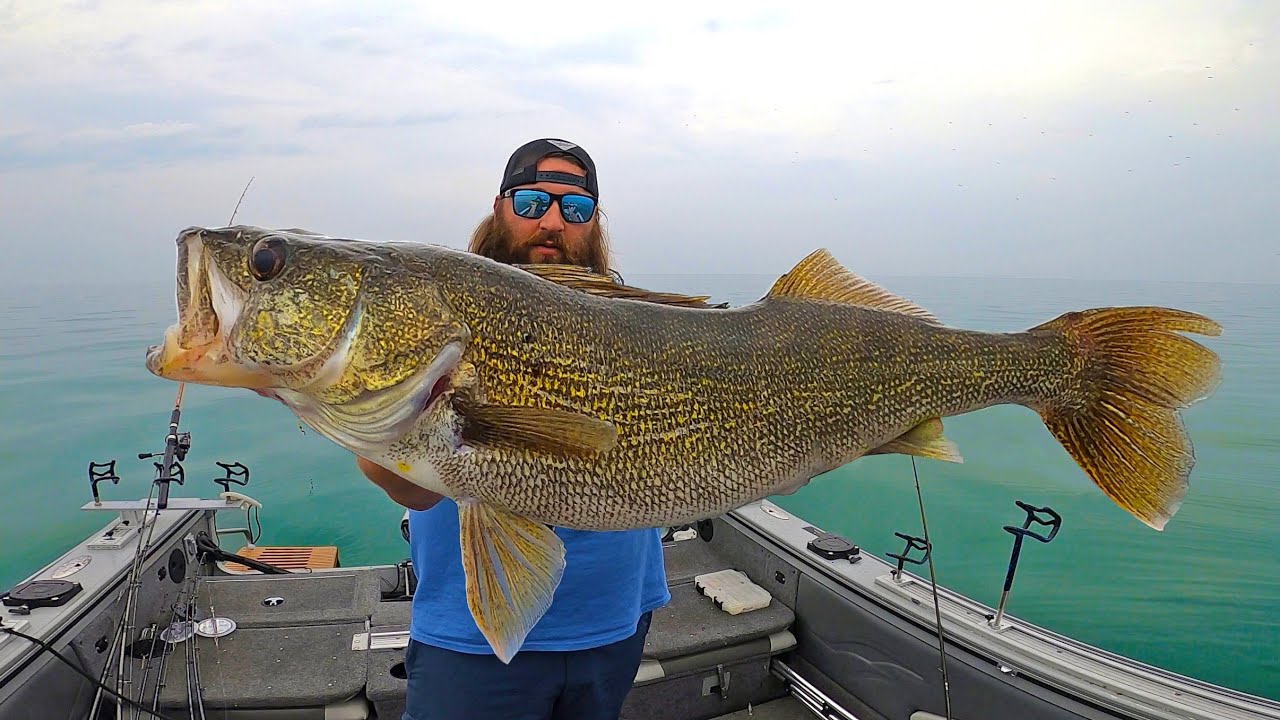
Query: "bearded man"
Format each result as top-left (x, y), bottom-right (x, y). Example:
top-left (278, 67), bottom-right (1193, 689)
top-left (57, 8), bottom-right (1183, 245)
top-left (357, 139), bottom-right (670, 720)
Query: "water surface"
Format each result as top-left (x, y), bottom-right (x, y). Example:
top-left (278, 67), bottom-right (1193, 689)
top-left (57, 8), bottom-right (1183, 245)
top-left (1, 274), bottom-right (1274, 700)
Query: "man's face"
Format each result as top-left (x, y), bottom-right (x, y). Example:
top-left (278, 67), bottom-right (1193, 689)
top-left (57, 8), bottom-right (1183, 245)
top-left (493, 156), bottom-right (597, 266)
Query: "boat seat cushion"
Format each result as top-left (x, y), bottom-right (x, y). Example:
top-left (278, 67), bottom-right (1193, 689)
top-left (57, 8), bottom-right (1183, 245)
top-left (197, 570), bottom-right (381, 628)
top-left (662, 534), bottom-right (727, 586)
top-left (149, 622), bottom-right (369, 711)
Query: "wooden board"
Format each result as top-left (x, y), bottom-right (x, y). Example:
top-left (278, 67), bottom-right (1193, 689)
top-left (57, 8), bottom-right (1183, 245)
top-left (223, 546), bottom-right (340, 573)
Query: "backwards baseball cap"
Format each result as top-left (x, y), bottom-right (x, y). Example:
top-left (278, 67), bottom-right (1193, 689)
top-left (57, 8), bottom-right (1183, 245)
top-left (499, 138), bottom-right (599, 198)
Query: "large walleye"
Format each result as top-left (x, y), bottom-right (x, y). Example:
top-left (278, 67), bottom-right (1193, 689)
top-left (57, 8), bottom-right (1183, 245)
top-left (146, 226), bottom-right (1222, 662)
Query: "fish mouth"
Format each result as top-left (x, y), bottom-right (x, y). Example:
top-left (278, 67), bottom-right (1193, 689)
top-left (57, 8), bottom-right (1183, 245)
top-left (145, 229), bottom-right (274, 388)
top-left (423, 368), bottom-right (453, 414)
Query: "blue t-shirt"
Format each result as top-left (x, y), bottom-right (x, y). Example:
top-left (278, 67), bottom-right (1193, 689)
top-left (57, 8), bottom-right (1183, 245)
top-left (408, 497), bottom-right (671, 653)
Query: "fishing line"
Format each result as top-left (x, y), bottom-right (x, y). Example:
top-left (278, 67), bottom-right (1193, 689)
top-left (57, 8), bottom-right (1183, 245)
top-left (88, 607), bottom-right (125, 720)
top-left (910, 456), bottom-right (953, 720)
top-left (88, 180), bottom-right (258, 719)
top-left (141, 180), bottom-right (255, 719)
top-left (115, 465), bottom-right (161, 718)
top-left (129, 622), bottom-right (158, 720)
top-left (228, 177), bottom-right (254, 225)
top-left (116, 382), bottom-right (190, 718)
top-left (185, 592), bottom-right (208, 720)
top-left (205, 597), bottom-right (228, 720)
top-left (150, 567), bottom-right (201, 718)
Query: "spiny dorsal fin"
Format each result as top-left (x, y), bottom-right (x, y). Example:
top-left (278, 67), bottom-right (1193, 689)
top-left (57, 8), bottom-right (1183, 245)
top-left (766, 249), bottom-right (941, 324)
top-left (516, 264), bottom-right (729, 308)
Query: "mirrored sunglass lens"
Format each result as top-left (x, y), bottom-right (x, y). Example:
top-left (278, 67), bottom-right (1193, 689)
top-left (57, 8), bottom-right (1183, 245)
top-left (512, 190), bottom-right (551, 218)
top-left (560, 195), bottom-right (595, 223)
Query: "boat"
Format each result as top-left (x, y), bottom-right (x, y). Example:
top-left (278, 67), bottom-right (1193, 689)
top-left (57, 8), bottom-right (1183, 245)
top-left (2, 404), bottom-right (1277, 720)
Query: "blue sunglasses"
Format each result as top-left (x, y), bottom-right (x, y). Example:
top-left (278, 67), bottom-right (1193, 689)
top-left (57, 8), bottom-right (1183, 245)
top-left (503, 189), bottom-right (597, 224)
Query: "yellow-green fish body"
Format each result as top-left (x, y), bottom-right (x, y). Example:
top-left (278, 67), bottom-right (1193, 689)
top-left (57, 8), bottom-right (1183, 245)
top-left (145, 226), bottom-right (1222, 663)
top-left (410, 263), bottom-right (1063, 527)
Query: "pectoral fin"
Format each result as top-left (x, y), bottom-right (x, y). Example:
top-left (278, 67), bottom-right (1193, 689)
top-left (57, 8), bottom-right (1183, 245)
top-left (457, 401), bottom-right (618, 457)
top-left (867, 418), bottom-right (963, 463)
top-left (458, 500), bottom-right (566, 664)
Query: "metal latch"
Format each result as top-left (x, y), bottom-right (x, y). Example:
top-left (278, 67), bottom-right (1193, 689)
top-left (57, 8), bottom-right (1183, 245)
top-left (701, 663), bottom-right (730, 699)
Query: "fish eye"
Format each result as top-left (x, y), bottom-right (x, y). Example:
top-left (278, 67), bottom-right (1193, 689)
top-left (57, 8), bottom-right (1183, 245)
top-left (249, 236), bottom-right (287, 281)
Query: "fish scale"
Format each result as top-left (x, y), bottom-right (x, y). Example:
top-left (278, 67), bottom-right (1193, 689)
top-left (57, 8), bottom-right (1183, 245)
top-left (429, 290), bottom-right (1057, 529)
top-left (146, 226), bottom-right (1223, 663)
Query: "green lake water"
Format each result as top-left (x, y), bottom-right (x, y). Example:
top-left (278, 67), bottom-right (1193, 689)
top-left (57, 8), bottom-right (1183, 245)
top-left (1, 274), bottom-right (1274, 700)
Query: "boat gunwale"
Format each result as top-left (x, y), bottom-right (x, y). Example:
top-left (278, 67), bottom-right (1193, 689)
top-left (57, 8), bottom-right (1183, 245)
top-left (724, 502), bottom-right (1280, 719)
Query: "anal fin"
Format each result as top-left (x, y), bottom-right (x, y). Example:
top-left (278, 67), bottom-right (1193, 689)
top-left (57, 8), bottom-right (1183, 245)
top-left (459, 499), bottom-right (566, 664)
top-left (867, 418), bottom-right (963, 463)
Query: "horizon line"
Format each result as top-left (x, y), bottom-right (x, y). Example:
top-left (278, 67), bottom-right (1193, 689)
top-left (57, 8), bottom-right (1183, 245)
top-left (617, 271), bottom-right (1278, 287)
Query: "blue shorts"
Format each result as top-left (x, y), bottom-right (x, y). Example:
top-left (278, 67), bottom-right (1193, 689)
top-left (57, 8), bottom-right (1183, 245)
top-left (402, 611), bottom-right (652, 720)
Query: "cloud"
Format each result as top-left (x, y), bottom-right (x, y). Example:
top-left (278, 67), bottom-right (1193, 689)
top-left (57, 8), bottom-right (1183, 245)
top-left (297, 112), bottom-right (460, 131)
top-left (0, 0), bottom-right (1276, 284)
top-left (0, 122), bottom-right (309, 170)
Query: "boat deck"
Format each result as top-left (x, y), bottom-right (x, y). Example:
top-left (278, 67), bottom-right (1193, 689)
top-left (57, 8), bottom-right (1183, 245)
top-left (5, 495), bottom-right (1279, 720)
top-left (114, 526), bottom-right (804, 719)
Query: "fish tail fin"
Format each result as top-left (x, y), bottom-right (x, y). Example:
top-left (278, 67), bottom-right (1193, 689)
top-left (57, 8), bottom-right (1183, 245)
top-left (1027, 307), bottom-right (1222, 530)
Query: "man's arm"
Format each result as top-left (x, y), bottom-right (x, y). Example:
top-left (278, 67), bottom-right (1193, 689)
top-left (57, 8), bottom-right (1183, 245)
top-left (355, 456), bottom-right (444, 512)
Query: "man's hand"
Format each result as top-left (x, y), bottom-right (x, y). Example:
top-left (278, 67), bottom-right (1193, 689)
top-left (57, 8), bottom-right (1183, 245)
top-left (355, 456), bottom-right (444, 511)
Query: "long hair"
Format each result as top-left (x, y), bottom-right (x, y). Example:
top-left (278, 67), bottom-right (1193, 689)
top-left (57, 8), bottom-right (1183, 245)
top-left (469, 153), bottom-right (612, 276)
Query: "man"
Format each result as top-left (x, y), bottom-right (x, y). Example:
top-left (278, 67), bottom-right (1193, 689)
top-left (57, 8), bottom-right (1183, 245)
top-left (357, 138), bottom-right (670, 720)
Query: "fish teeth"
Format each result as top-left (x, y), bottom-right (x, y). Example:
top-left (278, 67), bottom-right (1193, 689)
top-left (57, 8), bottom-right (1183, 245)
top-left (207, 250), bottom-right (245, 342)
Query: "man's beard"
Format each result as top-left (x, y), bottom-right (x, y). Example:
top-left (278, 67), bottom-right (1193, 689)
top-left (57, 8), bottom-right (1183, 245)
top-left (484, 218), bottom-right (592, 268)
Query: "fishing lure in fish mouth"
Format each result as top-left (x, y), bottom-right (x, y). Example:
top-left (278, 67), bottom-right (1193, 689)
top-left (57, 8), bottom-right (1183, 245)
top-left (147, 224), bottom-right (1222, 663)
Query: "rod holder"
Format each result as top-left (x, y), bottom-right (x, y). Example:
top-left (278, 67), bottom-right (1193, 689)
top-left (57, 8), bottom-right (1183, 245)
top-left (886, 531), bottom-right (931, 583)
top-left (989, 500), bottom-right (1061, 629)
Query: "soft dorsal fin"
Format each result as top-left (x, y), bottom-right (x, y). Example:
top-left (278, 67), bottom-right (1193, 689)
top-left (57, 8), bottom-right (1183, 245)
top-left (516, 264), bottom-right (729, 308)
top-left (766, 249), bottom-right (941, 324)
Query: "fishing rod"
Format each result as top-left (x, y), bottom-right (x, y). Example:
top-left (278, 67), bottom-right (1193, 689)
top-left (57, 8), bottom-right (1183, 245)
top-left (112, 390), bottom-right (187, 720)
top-left (908, 457), bottom-right (953, 720)
top-left (896, 463), bottom-right (1064, 720)
top-left (82, 391), bottom-right (195, 718)
top-left (144, 175), bottom-right (254, 511)
top-left (139, 384), bottom-right (188, 511)
top-left (101, 177), bottom-right (258, 716)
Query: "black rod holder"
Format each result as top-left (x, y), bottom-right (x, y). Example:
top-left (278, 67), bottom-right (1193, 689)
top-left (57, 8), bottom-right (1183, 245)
top-left (989, 500), bottom-right (1062, 629)
top-left (886, 531), bottom-right (931, 583)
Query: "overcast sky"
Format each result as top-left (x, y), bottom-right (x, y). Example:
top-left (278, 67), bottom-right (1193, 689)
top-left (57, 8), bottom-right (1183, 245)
top-left (2, 1), bottom-right (1276, 286)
